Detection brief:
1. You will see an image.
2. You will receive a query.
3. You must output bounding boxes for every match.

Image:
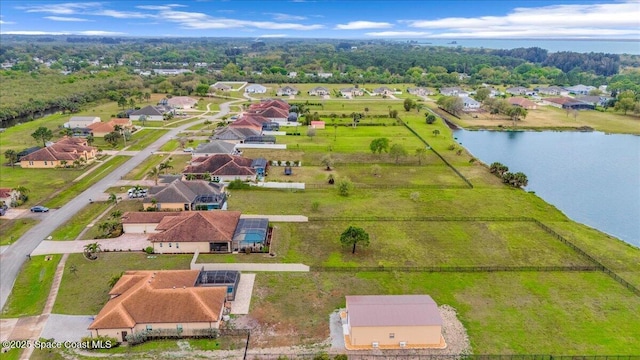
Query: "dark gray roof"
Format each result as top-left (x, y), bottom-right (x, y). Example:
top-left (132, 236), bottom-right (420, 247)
top-left (251, 158), bottom-right (268, 168)
top-left (213, 127), bottom-right (260, 141)
top-left (194, 141), bottom-right (237, 155)
top-left (131, 105), bottom-right (163, 116)
top-left (145, 179), bottom-right (224, 204)
top-left (346, 295), bottom-right (442, 327)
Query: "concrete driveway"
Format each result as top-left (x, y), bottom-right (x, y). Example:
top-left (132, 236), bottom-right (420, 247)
top-left (31, 234), bottom-right (151, 256)
top-left (41, 314), bottom-right (94, 342)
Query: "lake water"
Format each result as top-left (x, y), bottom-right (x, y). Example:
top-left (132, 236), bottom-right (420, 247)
top-left (453, 130), bottom-right (640, 247)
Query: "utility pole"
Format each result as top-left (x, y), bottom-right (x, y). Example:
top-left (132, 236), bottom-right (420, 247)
top-left (243, 330), bottom-right (250, 360)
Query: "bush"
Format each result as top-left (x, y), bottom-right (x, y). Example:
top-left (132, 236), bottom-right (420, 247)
top-left (337, 178), bottom-right (354, 197)
top-left (227, 179), bottom-right (251, 189)
top-left (144, 246), bottom-right (154, 254)
top-left (311, 201), bottom-right (320, 212)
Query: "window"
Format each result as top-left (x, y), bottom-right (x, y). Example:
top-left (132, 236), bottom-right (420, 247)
top-left (389, 333), bottom-right (395, 339)
top-left (177, 324), bottom-right (183, 332)
top-left (159, 243), bottom-right (162, 247)
top-left (44, 161), bottom-right (47, 165)
top-left (146, 325), bottom-right (152, 331)
top-left (169, 243), bottom-right (172, 247)
top-left (176, 243), bottom-right (179, 248)
top-left (29, 161), bottom-right (34, 165)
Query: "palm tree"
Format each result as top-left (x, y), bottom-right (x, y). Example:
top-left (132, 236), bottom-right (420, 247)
top-left (185, 173), bottom-right (196, 181)
top-left (84, 242), bottom-right (102, 258)
top-left (86, 135), bottom-right (94, 146)
top-left (144, 92), bottom-right (151, 102)
top-left (147, 166), bottom-right (160, 185)
top-left (158, 162), bottom-right (173, 174)
top-left (108, 192), bottom-right (118, 206)
top-left (14, 186), bottom-right (29, 202)
top-left (139, 115), bottom-right (147, 127)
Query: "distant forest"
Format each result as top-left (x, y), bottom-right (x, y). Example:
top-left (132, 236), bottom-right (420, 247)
top-left (1, 36), bottom-right (639, 123)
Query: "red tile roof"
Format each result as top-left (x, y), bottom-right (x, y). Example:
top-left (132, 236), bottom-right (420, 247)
top-left (0, 188), bottom-right (12, 198)
top-left (121, 212), bottom-right (182, 224)
top-left (257, 106), bottom-right (289, 119)
top-left (149, 211), bottom-right (241, 243)
top-left (508, 97), bottom-right (536, 108)
top-left (20, 137), bottom-right (96, 162)
top-left (89, 270), bottom-right (226, 330)
top-left (87, 121), bottom-right (115, 134)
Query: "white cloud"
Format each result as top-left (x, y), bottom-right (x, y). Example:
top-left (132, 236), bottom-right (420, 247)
top-left (136, 4), bottom-right (186, 10)
top-left (265, 13), bottom-right (307, 21)
top-left (160, 10), bottom-right (324, 30)
top-left (258, 34), bottom-right (287, 38)
top-left (403, 1), bottom-right (640, 39)
top-left (335, 21), bottom-right (393, 30)
top-left (93, 10), bottom-right (154, 19)
top-left (366, 31), bottom-right (431, 37)
top-left (0, 20), bottom-right (16, 25)
top-left (44, 16), bottom-right (92, 22)
top-left (18, 2), bottom-right (102, 15)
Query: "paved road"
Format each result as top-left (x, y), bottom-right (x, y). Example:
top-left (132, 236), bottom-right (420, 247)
top-left (0, 100), bottom-right (241, 311)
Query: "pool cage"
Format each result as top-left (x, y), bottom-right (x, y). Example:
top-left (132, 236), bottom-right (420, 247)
top-left (232, 218), bottom-right (269, 253)
top-left (195, 270), bottom-right (240, 301)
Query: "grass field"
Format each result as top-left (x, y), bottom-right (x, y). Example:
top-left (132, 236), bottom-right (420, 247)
top-left (123, 154), bottom-right (191, 181)
top-left (0, 218), bottom-right (38, 245)
top-left (0, 166), bottom-right (87, 207)
top-left (49, 201), bottom-right (113, 241)
top-left (80, 200), bottom-right (143, 240)
top-left (250, 271), bottom-right (640, 354)
top-left (0, 254), bottom-right (62, 318)
top-left (53, 253), bottom-right (193, 314)
top-left (126, 129), bottom-right (170, 151)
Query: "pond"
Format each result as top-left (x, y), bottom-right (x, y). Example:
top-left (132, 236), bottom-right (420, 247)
top-left (453, 129), bottom-right (640, 247)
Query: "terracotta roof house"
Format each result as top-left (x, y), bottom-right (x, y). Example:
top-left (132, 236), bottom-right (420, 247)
top-left (256, 106), bottom-right (290, 123)
top-left (122, 212), bottom-right (182, 234)
top-left (543, 97), bottom-right (595, 110)
top-left (87, 270), bottom-right (227, 342)
top-left (240, 114), bottom-right (270, 125)
top-left (65, 116), bottom-right (100, 129)
top-left (250, 99), bottom-right (290, 111)
top-left (244, 84), bottom-right (267, 94)
top-left (0, 188), bottom-right (19, 208)
top-left (193, 141), bottom-right (238, 157)
top-left (167, 96), bottom-right (198, 109)
top-left (130, 105), bottom-right (174, 121)
top-left (508, 97), bottom-right (538, 110)
top-left (184, 154), bottom-right (257, 182)
top-left (309, 86), bottom-right (330, 96)
top-left (149, 211), bottom-right (241, 253)
top-left (344, 295), bottom-right (445, 349)
top-left (276, 86), bottom-right (298, 96)
top-left (143, 179), bottom-right (227, 211)
top-left (86, 118), bottom-right (134, 137)
top-left (228, 118), bottom-right (262, 131)
top-left (212, 127), bottom-right (261, 143)
top-left (20, 137), bottom-right (97, 168)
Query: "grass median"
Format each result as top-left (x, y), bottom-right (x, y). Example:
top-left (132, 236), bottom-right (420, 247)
top-left (0, 218), bottom-right (39, 246)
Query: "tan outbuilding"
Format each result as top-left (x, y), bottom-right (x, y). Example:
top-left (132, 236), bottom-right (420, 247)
top-left (344, 295), bottom-right (446, 350)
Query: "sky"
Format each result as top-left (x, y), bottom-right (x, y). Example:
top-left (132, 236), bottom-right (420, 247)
top-left (0, 0), bottom-right (639, 40)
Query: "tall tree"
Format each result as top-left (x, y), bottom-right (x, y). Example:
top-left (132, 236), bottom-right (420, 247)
top-left (389, 144), bottom-right (408, 164)
top-left (31, 127), bottom-right (53, 147)
top-left (415, 147), bottom-right (427, 165)
top-left (369, 138), bottom-right (390, 154)
top-left (340, 226), bottom-right (370, 254)
top-left (147, 166), bottom-right (160, 185)
top-left (4, 150), bottom-right (18, 168)
top-left (320, 154), bottom-right (334, 171)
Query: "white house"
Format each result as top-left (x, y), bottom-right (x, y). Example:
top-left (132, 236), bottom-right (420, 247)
top-left (461, 96), bottom-right (481, 111)
top-left (309, 87), bottom-right (330, 96)
top-left (276, 86), bottom-right (298, 96)
top-left (65, 116), bottom-right (100, 129)
top-left (245, 84), bottom-right (267, 94)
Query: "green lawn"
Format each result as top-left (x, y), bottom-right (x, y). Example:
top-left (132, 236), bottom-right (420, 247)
top-left (0, 166), bottom-right (86, 207)
top-left (0, 218), bottom-right (38, 245)
top-left (251, 271), bottom-right (640, 354)
top-left (126, 129), bottom-right (169, 151)
top-left (81, 200), bottom-right (144, 240)
top-left (1, 254), bottom-right (62, 318)
top-left (44, 156), bottom-right (130, 209)
top-left (49, 201), bottom-right (113, 240)
top-left (53, 253), bottom-right (193, 314)
top-left (123, 154), bottom-right (191, 181)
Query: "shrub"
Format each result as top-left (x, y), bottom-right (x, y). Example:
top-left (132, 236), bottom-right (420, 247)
top-left (334, 355), bottom-right (348, 360)
top-left (311, 201), bottom-right (320, 212)
top-left (227, 179), bottom-right (251, 189)
top-left (144, 246), bottom-right (154, 254)
top-left (337, 178), bottom-right (354, 197)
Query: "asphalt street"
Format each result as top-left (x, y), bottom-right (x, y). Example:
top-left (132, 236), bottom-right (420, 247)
top-left (0, 99), bottom-right (240, 310)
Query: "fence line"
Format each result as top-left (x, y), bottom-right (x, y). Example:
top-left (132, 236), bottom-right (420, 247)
top-left (308, 216), bottom-right (532, 222)
top-left (305, 183), bottom-right (471, 190)
top-left (399, 119), bottom-right (473, 189)
top-left (311, 265), bottom-right (599, 273)
top-left (247, 354), bottom-right (640, 360)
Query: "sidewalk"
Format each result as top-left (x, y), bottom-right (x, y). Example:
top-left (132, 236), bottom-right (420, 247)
top-left (31, 234), bottom-right (151, 256)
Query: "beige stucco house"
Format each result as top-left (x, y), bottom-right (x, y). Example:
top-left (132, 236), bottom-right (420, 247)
top-left (344, 295), bottom-right (445, 349)
top-left (88, 270), bottom-right (226, 342)
top-left (20, 137), bottom-right (97, 168)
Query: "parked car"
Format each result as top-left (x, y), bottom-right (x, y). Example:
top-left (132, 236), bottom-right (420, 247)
top-left (30, 206), bottom-right (49, 213)
top-left (183, 147), bottom-right (194, 153)
top-left (0, 205), bottom-right (8, 216)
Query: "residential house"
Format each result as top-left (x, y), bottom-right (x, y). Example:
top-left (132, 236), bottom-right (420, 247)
top-left (440, 87), bottom-right (464, 96)
top-left (251, 99), bottom-right (290, 112)
top-left (461, 96), bottom-right (481, 111)
top-left (543, 97), bottom-right (595, 110)
top-left (575, 95), bottom-right (610, 107)
top-left (87, 118), bottom-right (134, 137)
top-left (65, 116), bottom-right (100, 129)
top-left (276, 86), bottom-right (298, 96)
top-left (287, 72), bottom-right (297, 78)
top-left (507, 97), bottom-right (538, 110)
top-left (564, 84), bottom-right (596, 96)
top-left (256, 106), bottom-right (290, 123)
top-left (228, 118), bottom-right (263, 132)
top-left (167, 96), bottom-right (198, 109)
top-left (340, 87), bottom-right (364, 98)
top-left (407, 87), bottom-right (433, 96)
top-left (308, 87), bottom-right (330, 96)
top-left (0, 188), bottom-right (20, 208)
top-left (344, 295), bottom-right (444, 349)
top-left (310, 121), bottom-right (326, 129)
top-left (16, 147), bottom-right (40, 161)
top-left (193, 141), bottom-right (238, 157)
top-left (87, 270), bottom-right (227, 342)
top-left (143, 179), bottom-right (227, 211)
top-left (184, 154), bottom-right (257, 182)
top-left (211, 83), bottom-right (232, 92)
top-left (317, 72), bottom-right (333, 78)
top-left (371, 87), bottom-right (394, 96)
top-left (130, 105), bottom-right (174, 121)
top-left (505, 86), bottom-right (529, 96)
top-left (244, 84), bottom-right (267, 94)
top-left (536, 86), bottom-right (569, 96)
top-left (212, 127), bottom-right (261, 144)
top-left (122, 212), bottom-right (182, 234)
top-left (20, 137), bottom-right (97, 168)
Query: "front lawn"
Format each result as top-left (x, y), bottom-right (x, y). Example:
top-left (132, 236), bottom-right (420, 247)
top-left (126, 129), bottom-right (170, 151)
top-left (53, 253), bottom-right (193, 315)
top-left (0, 218), bottom-right (38, 245)
top-left (0, 166), bottom-right (86, 207)
top-left (49, 201), bottom-right (113, 240)
top-left (1, 254), bottom-right (62, 318)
